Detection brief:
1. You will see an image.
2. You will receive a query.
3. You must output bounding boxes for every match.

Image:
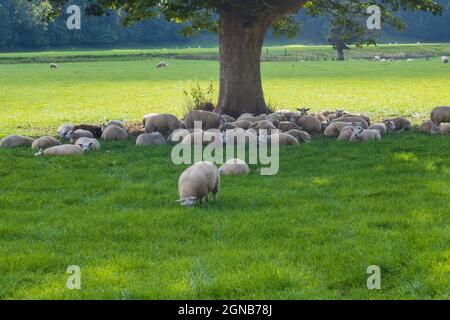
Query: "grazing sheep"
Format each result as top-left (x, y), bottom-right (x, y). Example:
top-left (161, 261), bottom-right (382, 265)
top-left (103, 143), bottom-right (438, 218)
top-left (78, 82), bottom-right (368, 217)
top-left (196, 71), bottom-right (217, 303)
top-left (75, 137), bottom-right (101, 152)
top-left (136, 132), bottom-right (167, 146)
top-left (177, 161), bottom-right (220, 207)
top-left (383, 117), bottom-right (412, 131)
top-left (0, 135), bottom-right (35, 148)
top-left (156, 62), bottom-right (167, 68)
top-left (218, 158), bottom-right (250, 176)
top-left (337, 127), bottom-right (355, 141)
top-left (332, 117), bottom-right (369, 128)
top-left (67, 129), bottom-right (94, 143)
top-left (430, 106), bottom-right (450, 125)
top-left (324, 122), bottom-right (359, 138)
top-left (440, 123), bottom-right (450, 135)
top-left (184, 110), bottom-right (226, 130)
top-left (50, 63), bottom-right (58, 69)
top-left (279, 121), bottom-right (298, 132)
top-left (57, 124), bottom-right (74, 138)
top-left (285, 129), bottom-right (310, 143)
top-left (442, 56), bottom-right (449, 64)
top-left (104, 120), bottom-right (124, 129)
top-left (290, 115), bottom-right (322, 132)
top-left (35, 144), bottom-right (84, 156)
top-left (259, 132), bottom-right (299, 145)
top-left (31, 136), bottom-right (60, 150)
top-left (144, 113), bottom-right (181, 137)
top-left (101, 125), bottom-right (128, 141)
top-left (350, 125), bottom-right (381, 142)
top-left (72, 125), bottom-right (103, 139)
top-left (369, 123), bottom-right (387, 135)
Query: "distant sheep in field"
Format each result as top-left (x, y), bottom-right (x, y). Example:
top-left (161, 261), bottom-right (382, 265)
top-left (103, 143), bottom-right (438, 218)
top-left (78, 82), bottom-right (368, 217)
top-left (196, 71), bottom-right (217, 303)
top-left (177, 161), bottom-right (220, 207)
top-left (439, 123), bottom-right (450, 135)
top-left (32, 136), bottom-right (60, 150)
top-left (324, 121), bottom-right (359, 138)
top-left (57, 124), bottom-right (74, 139)
top-left (35, 144), bottom-right (84, 157)
top-left (72, 125), bottom-right (103, 139)
top-left (285, 129), bottom-right (310, 143)
top-left (136, 132), bottom-right (167, 146)
top-left (50, 63), bottom-right (58, 69)
top-left (279, 121), bottom-right (298, 132)
top-left (218, 158), bottom-right (250, 176)
top-left (259, 132), bottom-right (299, 145)
top-left (373, 56), bottom-right (381, 61)
top-left (156, 62), bottom-right (167, 68)
top-left (420, 120), bottom-right (440, 134)
top-left (350, 125), bottom-right (381, 142)
top-left (290, 115), bottom-right (322, 133)
top-left (383, 117), bottom-right (412, 131)
top-left (369, 123), bottom-right (388, 135)
top-left (67, 129), bottom-right (94, 143)
top-left (101, 125), bottom-right (128, 141)
top-left (184, 110), bottom-right (226, 130)
top-left (104, 120), bottom-right (124, 129)
top-left (430, 106), bottom-right (450, 125)
top-left (75, 137), bottom-right (101, 152)
top-left (442, 56), bottom-right (449, 64)
top-left (144, 113), bottom-right (181, 137)
top-left (0, 135), bottom-right (35, 148)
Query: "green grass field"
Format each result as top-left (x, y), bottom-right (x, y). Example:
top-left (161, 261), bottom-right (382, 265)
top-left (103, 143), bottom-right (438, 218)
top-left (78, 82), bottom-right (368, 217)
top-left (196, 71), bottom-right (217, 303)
top-left (0, 44), bottom-right (449, 299)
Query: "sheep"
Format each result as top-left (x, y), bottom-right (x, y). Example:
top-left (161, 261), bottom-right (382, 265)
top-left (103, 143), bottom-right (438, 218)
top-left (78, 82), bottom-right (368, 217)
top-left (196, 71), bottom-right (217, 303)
top-left (420, 120), bottom-right (436, 134)
top-left (442, 56), bottom-right (449, 64)
top-left (31, 136), bottom-right (60, 150)
top-left (156, 62), bottom-right (167, 68)
top-left (35, 144), bottom-right (83, 157)
top-left (332, 117), bottom-right (369, 128)
top-left (324, 121), bottom-right (359, 138)
top-left (290, 115), bottom-right (322, 132)
top-left (350, 125), bottom-right (381, 142)
top-left (337, 127), bottom-right (355, 141)
top-left (57, 124), bottom-right (74, 138)
top-left (232, 120), bottom-right (252, 130)
top-left (430, 106), bottom-right (450, 125)
top-left (104, 120), bottom-right (124, 129)
top-left (297, 108), bottom-right (328, 125)
top-left (368, 123), bottom-right (387, 135)
top-left (101, 124), bottom-right (128, 141)
top-left (373, 56), bottom-right (381, 61)
top-left (222, 128), bottom-right (257, 145)
top-left (221, 115), bottom-right (236, 123)
top-left (259, 132), bottom-right (299, 145)
top-left (219, 122), bottom-right (237, 131)
top-left (177, 161), bottom-right (220, 207)
top-left (66, 129), bottom-right (94, 143)
top-left (218, 158), bottom-right (250, 176)
top-left (144, 113), bottom-right (181, 137)
top-left (279, 121), bottom-right (298, 132)
top-left (325, 109), bottom-right (347, 121)
top-left (285, 129), bottom-right (310, 143)
top-left (50, 63), bottom-right (58, 69)
top-left (249, 120), bottom-right (278, 135)
top-left (267, 113), bottom-right (284, 123)
top-left (0, 135), bottom-right (35, 148)
top-left (440, 123), bottom-right (450, 135)
top-left (181, 130), bottom-right (223, 147)
top-left (383, 120), bottom-right (397, 133)
top-left (383, 117), bottom-right (412, 131)
top-left (184, 110), bottom-right (226, 130)
top-left (142, 113), bottom-right (158, 127)
top-left (72, 125), bottom-right (103, 139)
top-left (136, 132), bottom-right (167, 146)
top-left (75, 137), bottom-right (101, 152)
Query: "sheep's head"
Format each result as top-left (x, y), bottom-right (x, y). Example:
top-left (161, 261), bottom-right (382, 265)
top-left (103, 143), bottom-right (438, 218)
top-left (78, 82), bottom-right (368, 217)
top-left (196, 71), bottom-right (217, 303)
top-left (219, 115), bottom-right (227, 127)
top-left (297, 108), bottom-right (310, 115)
top-left (79, 142), bottom-right (93, 153)
top-left (353, 123), bottom-right (364, 138)
top-left (177, 196), bottom-right (197, 207)
top-left (384, 120), bottom-right (396, 132)
top-left (336, 110), bottom-right (345, 118)
top-left (65, 131), bottom-right (75, 139)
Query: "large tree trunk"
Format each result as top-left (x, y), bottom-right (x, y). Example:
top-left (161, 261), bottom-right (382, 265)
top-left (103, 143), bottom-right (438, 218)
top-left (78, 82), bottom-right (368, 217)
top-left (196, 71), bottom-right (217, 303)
top-left (216, 9), bottom-right (270, 117)
top-left (336, 46), bottom-right (345, 61)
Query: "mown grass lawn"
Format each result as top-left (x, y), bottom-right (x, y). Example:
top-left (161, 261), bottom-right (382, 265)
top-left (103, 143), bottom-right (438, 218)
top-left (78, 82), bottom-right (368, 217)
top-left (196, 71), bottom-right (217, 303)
top-left (0, 46), bottom-right (449, 299)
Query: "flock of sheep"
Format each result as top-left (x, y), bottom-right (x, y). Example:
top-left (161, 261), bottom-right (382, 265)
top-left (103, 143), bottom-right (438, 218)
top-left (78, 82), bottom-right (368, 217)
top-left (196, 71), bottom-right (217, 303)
top-left (1, 106), bottom-right (449, 206)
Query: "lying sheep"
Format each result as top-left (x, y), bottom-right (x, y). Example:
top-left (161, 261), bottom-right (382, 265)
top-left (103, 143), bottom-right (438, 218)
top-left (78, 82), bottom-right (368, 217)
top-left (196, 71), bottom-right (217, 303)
top-left (369, 123), bottom-right (387, 135)
top-left (440, 123), bottom-right (450, 135)
top-left (430, 106), bottom-right (450, 125)
top-left (57, 124), bottom-right (74, 138)
top-left (324, 109), bottom-right (346, 121)
top-left (101, 125), bottom-right (128, 141)
top-left (184, 110), bottom-right (226, 130)
top-left (72, 125), bottom-right (103, 139)
top-left (298, 108), bottom-right (328, 125)
top-left (332, 117), bottom-right (369, 128)
top-left (0, 135), bottom-right (35, 148)
top-left (222, 128), bottom-right (257, 145)
top-left (285, 129), bottom-right (310, 143)
top-left (232, 120), bottom-right (252, 130)
top-left (31, 136), bottom-right (60, 150)
top-left (249, 119), bottom-right (277, 131)
top-left (419, 120), bottom-right (440, 134)
top-left (35, 144), bottom-right (83, 156)
top-left (442, 56), bottom-right (449, 64)
top-left (156, 62), bottom-right (167, 68)
top-left (267, 113), bottom-right (284, 123)
top-left (218, 158), bottom-right (250, 176)
top-left (259, 132), bottom-right (299, 145)
top-left (383, 117), bottom-right (412, 131)
top-left (181, 130), bottom-right (223, 147)
top-left (136, 132), bottom-right (167, 146)
top-left (279, 121), bottom-right (298, 132)
top-left (104, 120), bottom-right (124, 129)
top-left (177, 161), bottom-right (220, 207)
top-left (324, 122), bottom-right (359, 138)
top-left (67, 129), bottom-right (94, 143)
top-left (75, 137), bottom-right (101, 151)
top-left (290, 115), bottom-right (322, 132)
top-left (350, 125), bottom-right (381, 142)
top-left (221, 115), bottom-right (236, 123)
top-left (337, 127), bottom-right (355, 141)
top-left (144, 114), bottom-right (181, 137)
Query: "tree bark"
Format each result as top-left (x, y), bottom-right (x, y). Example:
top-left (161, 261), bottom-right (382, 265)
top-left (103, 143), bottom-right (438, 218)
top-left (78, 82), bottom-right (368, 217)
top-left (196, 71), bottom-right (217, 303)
top-left (336, 46), bottom-right (345, 61)
top-left (216, 8), bottom-right (270, 117)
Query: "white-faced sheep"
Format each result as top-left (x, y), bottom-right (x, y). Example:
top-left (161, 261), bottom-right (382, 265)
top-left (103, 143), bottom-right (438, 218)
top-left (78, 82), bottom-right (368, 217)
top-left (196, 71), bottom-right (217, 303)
top-left (350, 125), bottom-right (381, 142)
top-left (57, 124), bottom-right (74, 139)
top-left (218, 158), bottom-right (250, 176)
top-left (35, 144), bottom-right (84, 156)
top-left (285, 129), bottom-right (310, 143)
top-left (324, 121), bottom-right (359, 138)
top-left (75, 137), bottom-right (101, 151)
top-left (297, 108), bottom-right (328, 125)
top-left (430, 106), bottom-right (450, 125)
top-left (0, 135), bottom-right (35, 148)
top-left (101, 125), bottom-right (128, 141)
top-left (442, 56), bottom-right (449, 64)
top-left (177, 161), bottom-right (220, 207)
top-left (144, 113), bottom-right (181, 137)
top-left (136, 132), bottom-right (167, 146)
top-left (259, 132), bottom-right (299, 145)
top-left (290, 115), bottom-right (322, 132)
top-left (31, 136), bottom-right (60, 150)
top-left (383, 117), bottom-right (412, 131)
top-left (332, 117), bottom-right (369, 128)
top-left (50, 63), bottom-right (58, 69)
top-left (184, 110), bottom-right (226, 130)
top-left (67, 129), bottom-right (94, 143)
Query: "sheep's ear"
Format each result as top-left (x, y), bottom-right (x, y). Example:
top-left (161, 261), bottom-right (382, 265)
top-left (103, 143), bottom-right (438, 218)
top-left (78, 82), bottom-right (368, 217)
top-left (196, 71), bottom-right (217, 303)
top-left (306, 108), bottom-right (310, 111)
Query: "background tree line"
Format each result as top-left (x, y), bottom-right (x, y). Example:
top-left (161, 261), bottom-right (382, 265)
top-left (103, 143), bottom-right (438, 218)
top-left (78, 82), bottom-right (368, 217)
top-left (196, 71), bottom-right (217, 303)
top-left (0, 0), bottom-right (449, 51)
